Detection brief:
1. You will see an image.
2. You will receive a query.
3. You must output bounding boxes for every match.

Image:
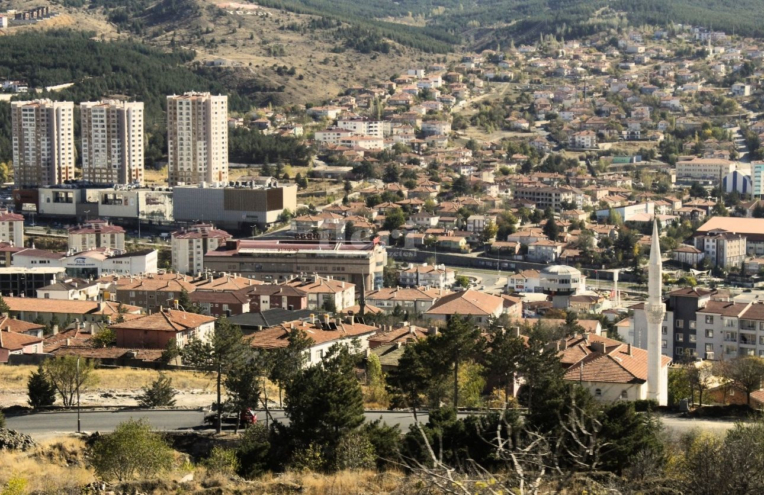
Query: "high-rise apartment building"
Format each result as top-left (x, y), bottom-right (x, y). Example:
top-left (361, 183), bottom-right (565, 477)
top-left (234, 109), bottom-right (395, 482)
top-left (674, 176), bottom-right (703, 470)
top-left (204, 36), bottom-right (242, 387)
top-left (167, 92), bottom-right (228, 187)
top-left (11, 100), bottom-right (75, 187)
top-left (80, 100), bottom-right (144, 185)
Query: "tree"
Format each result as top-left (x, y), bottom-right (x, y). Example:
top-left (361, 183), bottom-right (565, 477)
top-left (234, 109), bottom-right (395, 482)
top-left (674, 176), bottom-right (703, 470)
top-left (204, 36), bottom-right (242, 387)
top-left (686, 362), bottom-right (714, 406)
top-left (236, 423), bottom-right (271, 478)
top-left (383, 164), bottom-right (400, 183)
top-left (91, 419), bottom-right (174, 481)
top-left (43, 356), bottom-right (98, 407)
top-left (689, 181), bottom-right (707, 198)
top-left (177, 288), bottom-right (200, 314)
top-left (365, 353), bottom-right (388, 406)
top-left (599, 402), bottom-right (663, 474)
top-left (427, 315), bottom-right (484, 409)
top-left (285, 344), bottom-right (365, 461)
top-left (481, 221), bottom-right (498, 243)
top-left (484, 328), bottom-right (525, 407)
top-left (387, 342), bottom-right (430, 421)
top-left (542, 217), bottom-right (559, 241)
top-left (451, 175), bottom-right (470, 196)
top-left (90, 328), bottom-right (116, 348)
top-left (382, 207), bottom-right (406, 231)
top-left (723, 356), bottom-right (764, 406)
top-left (225, 348), bottom-right (264, 433)
top-left (0, 295), bottom-right (10, 314)
top-left (137, 373), bottom-right (177, 408)
top-left (183, 318), bottom-right (248, 433)
top-left (27, 364), bottom-right (56, 409)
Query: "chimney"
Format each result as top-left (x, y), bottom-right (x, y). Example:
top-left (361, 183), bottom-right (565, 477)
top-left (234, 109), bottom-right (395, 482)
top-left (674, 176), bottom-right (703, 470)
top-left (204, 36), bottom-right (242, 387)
top-left (428, 326), bottom-right (438, 336)
top-left (52, 325), bottom-right (59, 335)
top-left (323, 314), bottom-right (330, 325)
top-left (511, 326), bottom-right (520, 337)
top-left (310, 313), bottom-right (315, 324)
top-left (347, 315), bottom-right (354, 325)
top-left (627, 343), bottom-right (632, 356)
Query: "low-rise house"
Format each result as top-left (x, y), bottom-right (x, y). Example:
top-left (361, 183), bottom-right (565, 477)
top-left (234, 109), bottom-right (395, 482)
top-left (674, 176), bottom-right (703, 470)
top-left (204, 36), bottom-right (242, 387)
top-left (5, 297), bottom-right (142, 325)
top-left (672, 245), bottom-right (705, 266)
top-left (109, 309), bottom-right (216, 349)
top-left (0, 328), bottom-right (44, 363)
top-left (527, 240), bottom-right (564, 262)
top-left (283, 276), bottom-right (355, 311)
top-left (559, 333), bottom-right (671, 403)
top-left (399, 264), bottom-right (456, 288)
top-left (190, 290), bottom-right (251, 317)
top-left (365, 287), bottom-right (450, 315)
top-left (425, 289), bottom-right (504, 326)
top-left (507, 269), bottom-right (542, 293)
top-left (37, 278), bottom-right (101, 301)
top-left (246, 315), bottom-right (378, 366)
top-left (245, 284), bottom-right (308, 313)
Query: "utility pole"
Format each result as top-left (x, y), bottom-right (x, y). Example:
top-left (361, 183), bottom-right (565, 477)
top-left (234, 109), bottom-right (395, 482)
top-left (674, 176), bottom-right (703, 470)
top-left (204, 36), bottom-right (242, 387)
top-left (76, 357), bottom-right (81, 433)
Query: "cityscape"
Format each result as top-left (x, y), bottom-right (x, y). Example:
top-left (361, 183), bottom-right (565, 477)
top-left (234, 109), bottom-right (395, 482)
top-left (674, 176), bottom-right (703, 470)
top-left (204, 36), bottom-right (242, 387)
top-left (2, 1), bottom-right (764, 493)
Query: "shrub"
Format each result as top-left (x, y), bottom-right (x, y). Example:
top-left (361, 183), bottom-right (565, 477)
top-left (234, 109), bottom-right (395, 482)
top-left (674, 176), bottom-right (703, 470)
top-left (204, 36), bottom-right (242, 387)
top-left (334, 434), bottom-right (375, 471)
top-left (1, 475), bottom-right (27, 495)
top-left (236, 423), bottom-right (271, 479)
top-left (204, 446), bottom-right (240, 475)
top-left (137, 373), bottom-right (177, 408)
top-left (90, 419), bottom-right (174, 481)
top-left (290, 442), bottom-right (325, 472)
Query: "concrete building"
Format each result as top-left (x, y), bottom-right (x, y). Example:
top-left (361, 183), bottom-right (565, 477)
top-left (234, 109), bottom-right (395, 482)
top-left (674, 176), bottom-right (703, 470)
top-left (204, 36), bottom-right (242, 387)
top-left (676, 157), bottom-right (736, 183)
top-left (365, 287), bottom-right (450, 315)
top-left (11, 100), bottom-right (75, 187)
top-left (80, 100), bottom-right (144, 185)
top-left (67, 220), bottom-right (126, 252)
top-left (167, 92), bottom-right (228, 186)
top-left (0, 266), bottom-right (65, 297)
top-left (172, 181), bottom-right (297, 229)
top-left (203, 239), bottom-right (387, 289)
top-left (398, 263), bottom-right (455, 289)
top-left (0, 210), bottom-right (24, 247)
top-left (13, 247), bottom-right (157, 278)
top-left (507, 269), bottom-right (541, 293)
top-left (752, 162), bottom-right (764, 198)
top-left (540, 265), bottom-right (586, 308)
top-left (695, 217), bottom-right (764, 256)
top-left (693, 231), bottom-right (746, 268)
top-left (171, 224), bottom-right (231, 275)
top-left (282, 275), bottom-right (355, 311)
top-left (513, 184), bottom-right (582, 211)
top-left (337, 118), bottom-right (384, 138)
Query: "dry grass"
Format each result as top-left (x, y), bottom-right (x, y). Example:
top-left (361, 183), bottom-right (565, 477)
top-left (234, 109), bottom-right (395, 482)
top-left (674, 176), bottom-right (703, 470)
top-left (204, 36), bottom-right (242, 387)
top-left (0, 437), bottom-right (94, 495)
top-left (255, 469), bottom-right (408, 494)
top-left (0, 365), bottom-right (214, 392)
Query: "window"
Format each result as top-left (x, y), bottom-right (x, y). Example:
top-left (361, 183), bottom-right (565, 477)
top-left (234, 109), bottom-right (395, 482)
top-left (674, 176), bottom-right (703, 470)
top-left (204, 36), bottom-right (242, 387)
top-left (676, 334), bottom-right (684, 342)
top-left (705, 344), bottom-right (713, 352)
top-left (689, 320), bottom-right (696, 329)
top-left (690, 334), bottom-right (697, 343)
top-left (675, 346), bottom-right (683, 355)
top-left (662, 340), bottom-right (667, 348)
top-left (676, 320), bottom-right (684, 328)
top-left (706, 329), bottom-right (714, 338)
top-left (595, 388), bottom-right (602, 397)
top-left (705, 315), bottom-right (714, 324)
top-left (662, 326), bottom-right (667, 335)
top-left (620, 390), bottom-right (628, 399)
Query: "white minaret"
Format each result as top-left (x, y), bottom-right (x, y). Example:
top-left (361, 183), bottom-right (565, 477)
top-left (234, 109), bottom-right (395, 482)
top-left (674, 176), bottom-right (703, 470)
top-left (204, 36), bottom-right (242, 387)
top-left (646, 220), bottom-right (667, 405)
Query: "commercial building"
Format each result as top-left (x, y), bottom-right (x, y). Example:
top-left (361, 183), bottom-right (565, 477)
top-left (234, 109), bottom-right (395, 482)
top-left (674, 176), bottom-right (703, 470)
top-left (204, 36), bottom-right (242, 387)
top-left (167, 92), bottom-right (228, 186)
top-left (172, 181), bottom-right (297, 229)
top-left (676, 157), bottom-right (736, 183)
top-left (0, 267), bottom-right (65, 297)
top-left (11, 100), bottom-right (75, 187)
top-left (80, 100), bottom-right (144, 185)
top-left (67, 220), bottom-right (126, 252)
top-left (171, 224), bottom-right (232, 275)
top-left (13, 247), bottom-right (157, 278)
top-left (31, 185), bottom-right (174, 225)
top-left (204, 239), bottom-right (388, 289)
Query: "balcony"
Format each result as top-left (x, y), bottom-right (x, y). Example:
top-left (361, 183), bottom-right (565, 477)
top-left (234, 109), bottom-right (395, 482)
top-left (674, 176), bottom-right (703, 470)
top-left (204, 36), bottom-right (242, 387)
top-left (740, 333), bottom-right (757, 346)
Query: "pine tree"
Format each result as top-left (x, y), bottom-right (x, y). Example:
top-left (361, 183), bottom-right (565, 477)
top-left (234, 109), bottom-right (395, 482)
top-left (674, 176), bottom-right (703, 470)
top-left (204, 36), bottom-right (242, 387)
top-left (427, 315), bottom-right (484, 409)
top-left (285, 344), bottom-right (364, 459)
top-left (0, 294), bottom-right (10, 314)
top-left (27, 364), bottom-right (56, 409)
top-left (137, 373), bottom-right (177, 408)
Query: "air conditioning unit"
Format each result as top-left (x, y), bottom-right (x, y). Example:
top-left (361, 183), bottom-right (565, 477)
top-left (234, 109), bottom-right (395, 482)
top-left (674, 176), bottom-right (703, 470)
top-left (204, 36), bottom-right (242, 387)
top-left (705, 352), bottom-right (715, 360)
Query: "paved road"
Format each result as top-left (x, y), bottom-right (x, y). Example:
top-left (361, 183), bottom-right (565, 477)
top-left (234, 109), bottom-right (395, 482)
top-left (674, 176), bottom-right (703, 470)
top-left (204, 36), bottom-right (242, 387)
top-left (5, 409), bottom-right (469, 437)
top-left (7, 409), bottom-right (742, 439)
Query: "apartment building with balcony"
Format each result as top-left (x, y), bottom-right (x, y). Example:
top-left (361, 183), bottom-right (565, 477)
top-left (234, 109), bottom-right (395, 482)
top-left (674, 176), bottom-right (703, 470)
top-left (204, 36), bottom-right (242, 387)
top-left (696, 300), bottom-right (764, 360)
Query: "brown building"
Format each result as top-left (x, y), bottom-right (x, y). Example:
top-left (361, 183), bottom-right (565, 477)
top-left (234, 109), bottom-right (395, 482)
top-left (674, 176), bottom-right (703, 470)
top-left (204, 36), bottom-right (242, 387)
top-left (110, 309), bottom-right (216, 349)
top-left (190, 290), bottom-right (251, 317)
top-left (246, 284), bottom-right (308, 312)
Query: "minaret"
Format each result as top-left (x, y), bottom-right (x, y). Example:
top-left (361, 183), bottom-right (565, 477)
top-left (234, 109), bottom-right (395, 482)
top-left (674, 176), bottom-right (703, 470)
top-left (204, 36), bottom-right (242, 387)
top-left (646, 220), bottom-right (666, 405)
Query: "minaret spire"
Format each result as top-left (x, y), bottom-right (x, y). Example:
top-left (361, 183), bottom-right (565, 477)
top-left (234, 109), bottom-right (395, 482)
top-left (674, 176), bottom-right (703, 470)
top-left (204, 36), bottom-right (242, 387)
top-left (646, 219), bottom-right (666, 405)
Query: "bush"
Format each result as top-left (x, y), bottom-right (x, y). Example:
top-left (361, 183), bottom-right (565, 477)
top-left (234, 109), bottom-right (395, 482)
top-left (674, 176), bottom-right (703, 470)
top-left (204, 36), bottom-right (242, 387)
top-left (634, 399), bottom-right (659, 412)
top-left (360, 420), bottom-right (402, 469)
top-left (27, 364), bottom-right (56, 409)
top-left (137, 374), bottom-right (177, 408)
top-left (236, 423), bottom-right (271, 479)
top-left (90, 419), bottom-right (175, 481)
top-left (334, 434), bottom-right (375, 471)
top-left (204, 446), bottom-right (240, 475)
top-left (290, 442), bottom-right (325, 472)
